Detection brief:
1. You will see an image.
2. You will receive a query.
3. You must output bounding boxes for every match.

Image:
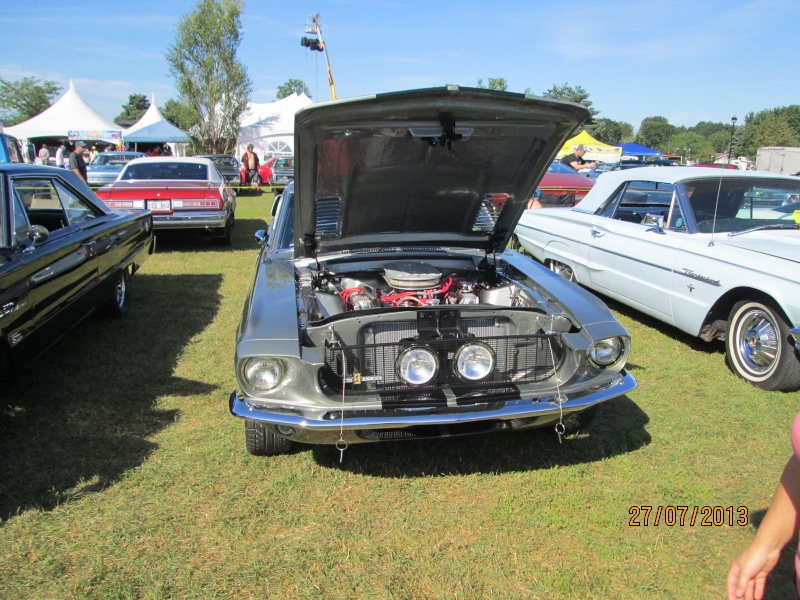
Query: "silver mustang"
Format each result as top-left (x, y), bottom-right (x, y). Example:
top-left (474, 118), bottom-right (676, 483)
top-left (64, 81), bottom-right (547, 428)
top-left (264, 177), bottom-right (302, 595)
top-left (229, 87), bottom-right (636, 456)
top-left (515, 166), bottom-right (800, 392)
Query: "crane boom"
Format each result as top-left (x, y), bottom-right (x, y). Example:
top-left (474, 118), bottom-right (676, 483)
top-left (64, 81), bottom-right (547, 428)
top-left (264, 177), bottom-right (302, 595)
top-left (303, 13), bottom-right (337, 101)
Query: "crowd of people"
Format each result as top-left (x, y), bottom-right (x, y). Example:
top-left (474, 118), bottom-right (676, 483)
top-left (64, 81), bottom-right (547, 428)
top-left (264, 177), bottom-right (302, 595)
top-left (30, 141), bottom-right (173, 182)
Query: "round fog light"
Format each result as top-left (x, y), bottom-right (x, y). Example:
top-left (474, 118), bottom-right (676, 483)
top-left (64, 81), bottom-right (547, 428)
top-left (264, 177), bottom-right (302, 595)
top-left (455, 342), bottom-right (495, 381)
top-left (396, 346), bottom-right (438, 385)
top-left (589, 338), bottom-right (623, 366)
top-left (276, 425), bottom-right (295, 436)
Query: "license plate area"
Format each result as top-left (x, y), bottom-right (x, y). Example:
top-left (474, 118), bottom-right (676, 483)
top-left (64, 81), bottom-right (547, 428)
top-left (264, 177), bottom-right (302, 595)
top-left (147, 200), bottom-right (171, 212)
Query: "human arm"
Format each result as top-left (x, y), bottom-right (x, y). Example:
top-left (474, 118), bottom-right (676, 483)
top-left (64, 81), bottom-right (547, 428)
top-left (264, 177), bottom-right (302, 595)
top-left (727, 454), bottom-right (800, 600)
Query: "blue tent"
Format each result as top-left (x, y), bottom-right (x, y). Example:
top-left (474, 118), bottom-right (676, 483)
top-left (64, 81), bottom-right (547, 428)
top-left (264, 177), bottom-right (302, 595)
top-left (618, 142), bottom-right (661, 157)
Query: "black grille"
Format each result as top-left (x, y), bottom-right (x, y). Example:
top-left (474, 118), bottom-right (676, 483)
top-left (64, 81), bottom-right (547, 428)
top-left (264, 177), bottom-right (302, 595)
top-left (323, 317), bottom-right (563, 395)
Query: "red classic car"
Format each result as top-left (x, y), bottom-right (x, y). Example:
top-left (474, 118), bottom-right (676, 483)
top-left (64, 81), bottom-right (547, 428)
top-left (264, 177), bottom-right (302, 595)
top-left (96, 157), bottom-right (236, 245)
top-left (239, 156), bottom-right (276, 190)
top-left (533, 162), bottom-right (595, 207)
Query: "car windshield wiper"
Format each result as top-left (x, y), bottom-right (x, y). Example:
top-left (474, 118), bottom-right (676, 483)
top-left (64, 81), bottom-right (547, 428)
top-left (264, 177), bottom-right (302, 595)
top-left (728, 223), bottom-right (800, 237)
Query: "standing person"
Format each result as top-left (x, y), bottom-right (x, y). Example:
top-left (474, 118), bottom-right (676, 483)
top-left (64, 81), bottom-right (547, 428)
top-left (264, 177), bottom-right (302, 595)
top-left (727, 412), bottom-right (800, 599)
top-left (69, 141), bottom-right (88, 182)
top-left (37, 144), bottom-right (50, 166)
top-left (560, 144), bottom-right (598, 171)
top-left (241, 144), bottom-right (261, 193)
top-left (89, 145), bottom-right (99, 163)
top-left (55, 144), bottom-right (67, 168)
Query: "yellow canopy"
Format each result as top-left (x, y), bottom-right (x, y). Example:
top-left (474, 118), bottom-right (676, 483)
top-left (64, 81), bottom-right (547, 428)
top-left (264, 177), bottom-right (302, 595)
top-left (557, 130), bottom-right (622, 162)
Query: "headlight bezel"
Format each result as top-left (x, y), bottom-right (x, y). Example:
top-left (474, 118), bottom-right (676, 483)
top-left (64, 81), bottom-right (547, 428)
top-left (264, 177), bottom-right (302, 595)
top-left (242, 357), bottom-right (286, 392)
top-left (588, 337), bottom-right (625, 367)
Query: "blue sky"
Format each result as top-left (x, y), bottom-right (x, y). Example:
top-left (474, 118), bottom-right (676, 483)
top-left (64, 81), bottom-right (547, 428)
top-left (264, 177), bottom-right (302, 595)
top-left (2, 0), bottom-right (797, 129)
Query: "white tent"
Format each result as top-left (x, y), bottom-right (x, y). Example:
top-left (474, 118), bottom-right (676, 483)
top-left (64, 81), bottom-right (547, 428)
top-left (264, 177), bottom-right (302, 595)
top-left (236, 92), bottom-right (312, 159)
top-left (5, 80), bottom-right (120, 141)
top-left (124, 96), bottom-right (190, 143)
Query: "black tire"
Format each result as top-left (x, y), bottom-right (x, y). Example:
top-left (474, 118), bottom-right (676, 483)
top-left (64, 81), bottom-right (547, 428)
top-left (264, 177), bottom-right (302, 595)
top-left (548, 259), bottom-right (575, 282)
top-left (561, 406), bottom-right (598, 439)
top-left (245, 419), bottom-right (293, 455)
top-left (725, 299), bottom-right (800, 391)
top-left (103, 268), bottom-right (130, 317)
top-left (212, 215), bottom-right (233, 246)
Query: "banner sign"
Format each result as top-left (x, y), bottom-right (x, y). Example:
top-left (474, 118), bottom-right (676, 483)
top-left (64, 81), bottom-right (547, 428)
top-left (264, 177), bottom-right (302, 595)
top-left (68, 130), bottom-right (123, 143)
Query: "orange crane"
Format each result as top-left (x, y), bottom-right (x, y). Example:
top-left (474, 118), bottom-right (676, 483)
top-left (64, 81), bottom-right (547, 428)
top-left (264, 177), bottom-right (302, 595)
top-left (301, 13), bottom-right (337, 100)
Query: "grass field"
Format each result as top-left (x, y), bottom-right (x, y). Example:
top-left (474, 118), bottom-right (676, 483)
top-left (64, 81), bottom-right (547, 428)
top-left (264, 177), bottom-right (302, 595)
top-left (1, 192), bottom-right (799, 599)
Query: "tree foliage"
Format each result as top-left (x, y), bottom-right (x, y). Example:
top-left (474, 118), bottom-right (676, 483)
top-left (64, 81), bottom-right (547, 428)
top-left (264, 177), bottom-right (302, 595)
top-left (0, 77), bottom-right (61, 126)
top-left (542, 83), bottom-right (598, 117)
top-left (114, 93), bottom-right (150, 126)
top-left (161, 98), bottom-right (199, 133)
top-left (276, 79), bottom-right (311, 100)
top-left (636, 116), bottom-right (676, 151)
top-left (165, 0), bottom-right (252, 153)
top-left (664, 131), bottom-right (714, 163)
top-left (477, 78), bottom-right (508, 92)
top-left (586, 118), bottom-right (634, 145)
top-left (738, 106), bottom-right (800, 157)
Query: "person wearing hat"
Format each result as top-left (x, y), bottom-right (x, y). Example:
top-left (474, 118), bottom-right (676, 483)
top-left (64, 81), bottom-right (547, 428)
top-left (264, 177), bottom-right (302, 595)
top-left (560, 144), bottom-right (598, 171)
top-left (241, 144), bottom-right (261, 192)
top-left (69, 141), bottom-right (88, 182)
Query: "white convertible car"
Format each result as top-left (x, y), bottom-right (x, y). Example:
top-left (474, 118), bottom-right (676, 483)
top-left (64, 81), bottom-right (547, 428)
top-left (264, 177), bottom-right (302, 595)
top-left (515, 167), bottom-right (800, 392)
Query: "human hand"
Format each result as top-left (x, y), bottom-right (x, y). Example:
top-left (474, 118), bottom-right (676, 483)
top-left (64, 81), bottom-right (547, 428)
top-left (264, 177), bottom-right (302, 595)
top-left (726, 544), bottom-right (781, 600)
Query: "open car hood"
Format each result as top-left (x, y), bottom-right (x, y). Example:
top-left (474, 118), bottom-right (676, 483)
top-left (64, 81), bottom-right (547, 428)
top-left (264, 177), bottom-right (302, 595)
top-left (294, 86), bottom-right (589, 258)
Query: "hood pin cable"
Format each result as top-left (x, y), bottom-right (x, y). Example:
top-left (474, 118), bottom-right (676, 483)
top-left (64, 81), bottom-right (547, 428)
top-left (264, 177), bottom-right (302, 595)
top-left (548, 314), bottom-right (567, 444)
top-left (336, 350), bottom-right (348, 464)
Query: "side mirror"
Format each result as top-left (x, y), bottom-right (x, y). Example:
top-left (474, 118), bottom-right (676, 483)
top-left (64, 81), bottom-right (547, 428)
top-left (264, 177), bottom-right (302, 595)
top-left (27, 224), bottom-right (50, 246)
top-left (642, 213), bottom-right (666, 233)
top-left (254, 229), bottom-right (269, 244)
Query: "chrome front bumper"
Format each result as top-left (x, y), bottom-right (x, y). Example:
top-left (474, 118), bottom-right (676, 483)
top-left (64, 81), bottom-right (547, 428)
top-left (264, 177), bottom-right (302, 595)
top-left (792, 327), bottom-right (800, 350)
top-left (230, 370), bottom-right (637, 445)
top-left (152, 211), bottom-right (229, 230)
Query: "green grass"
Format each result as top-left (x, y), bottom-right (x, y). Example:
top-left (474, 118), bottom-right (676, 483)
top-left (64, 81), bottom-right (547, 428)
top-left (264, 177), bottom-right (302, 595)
top-left (1, 191), bottom-right (799, 599)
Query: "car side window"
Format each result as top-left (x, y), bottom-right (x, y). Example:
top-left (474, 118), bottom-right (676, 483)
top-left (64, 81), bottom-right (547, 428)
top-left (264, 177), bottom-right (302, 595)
top-left (600, 181), bottom-right (675, 225)
top-left (12, 191), bottom-right (31, 246)
top-left (11, 177), bottom-right (101, 233)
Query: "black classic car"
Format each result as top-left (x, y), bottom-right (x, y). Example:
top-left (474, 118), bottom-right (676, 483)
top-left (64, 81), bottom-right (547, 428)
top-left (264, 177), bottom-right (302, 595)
top-left (229, 87), bottom-right (637, 456)
top-left (0, 164), bottom-right (154, 381)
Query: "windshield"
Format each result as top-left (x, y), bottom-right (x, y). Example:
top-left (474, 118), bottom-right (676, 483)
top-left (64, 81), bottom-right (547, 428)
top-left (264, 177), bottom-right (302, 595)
top-left (209, 156), bottom-right (238, 169)
top-left (91, 153), bottom-right (142, 166)
top-left (120, 162), bottom-right (210, 181)
top-left (682, 177), bottom-right (800, 233)
top-left (548, 162), bottom-right (579, 174)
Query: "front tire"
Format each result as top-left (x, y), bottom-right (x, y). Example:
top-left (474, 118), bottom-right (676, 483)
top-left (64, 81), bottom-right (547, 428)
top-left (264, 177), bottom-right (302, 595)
top-left (245, 419), bottom-right (293, 455)
top-left (726, 299), bottom-right (800, 391)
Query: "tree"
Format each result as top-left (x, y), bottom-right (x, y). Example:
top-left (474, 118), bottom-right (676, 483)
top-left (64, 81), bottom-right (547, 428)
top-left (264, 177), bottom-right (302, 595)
top-left (165, 0), bottom-right (252, 154)
top-left (161, 98), bottom-right (199, 132)
top-left (0, 77), bottom-right (61, 125)
top-left (665, 132), bottom-right (713, 164)
top-left (276, 79), bottom-right (311, 100)
top-left (115, 93), bottom-right (150, 126)
top-left (542, 83), bottom-right (599, 117)
top-left (477, 78), bottom-right (508, 92)
top-left (739, 112), bottom-right (800, 157)
top-left (586, 118), bottom-right (634, 145)
top-left (636, 116), bottom-right (676, 152)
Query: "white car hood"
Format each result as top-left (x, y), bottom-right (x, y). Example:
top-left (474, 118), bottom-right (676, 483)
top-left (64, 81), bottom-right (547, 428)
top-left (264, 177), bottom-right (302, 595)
top-left (719, 230), bottom-right (800, 264)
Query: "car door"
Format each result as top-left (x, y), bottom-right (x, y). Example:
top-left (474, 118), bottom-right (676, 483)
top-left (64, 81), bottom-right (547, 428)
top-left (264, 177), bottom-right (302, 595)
top-left (5, 175), bottom-right (107, 357)
top-left (586, 180), bottom-right (684, 322)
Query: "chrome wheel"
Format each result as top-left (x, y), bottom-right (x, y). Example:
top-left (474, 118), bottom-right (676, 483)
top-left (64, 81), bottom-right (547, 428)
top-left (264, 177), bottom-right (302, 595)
top-left (726, 300), bottom-right (800, 391)
top-left (548, 260), bottom-right (575, 282)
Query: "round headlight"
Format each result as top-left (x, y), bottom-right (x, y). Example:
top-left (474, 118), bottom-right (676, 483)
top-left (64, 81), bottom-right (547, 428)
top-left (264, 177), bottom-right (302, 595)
top-left (396, 346), bottom-right (438, 386)
top-left (244, 357), bottom-right (285, 391)
top-left (454, 342), bottom-right (495, 381)
top-left (588, 338), bottom-right (623, 366)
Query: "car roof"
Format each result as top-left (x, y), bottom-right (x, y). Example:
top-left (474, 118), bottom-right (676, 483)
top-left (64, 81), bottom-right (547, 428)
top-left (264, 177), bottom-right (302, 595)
top-left (127, 157), bottom-right (215, 165)
top-left (575, 167), bottom-right (800, 213)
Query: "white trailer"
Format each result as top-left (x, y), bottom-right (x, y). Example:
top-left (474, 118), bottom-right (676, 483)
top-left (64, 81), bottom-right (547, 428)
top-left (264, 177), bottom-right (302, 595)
top-left (755, 146), bottom-right (800, 174)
